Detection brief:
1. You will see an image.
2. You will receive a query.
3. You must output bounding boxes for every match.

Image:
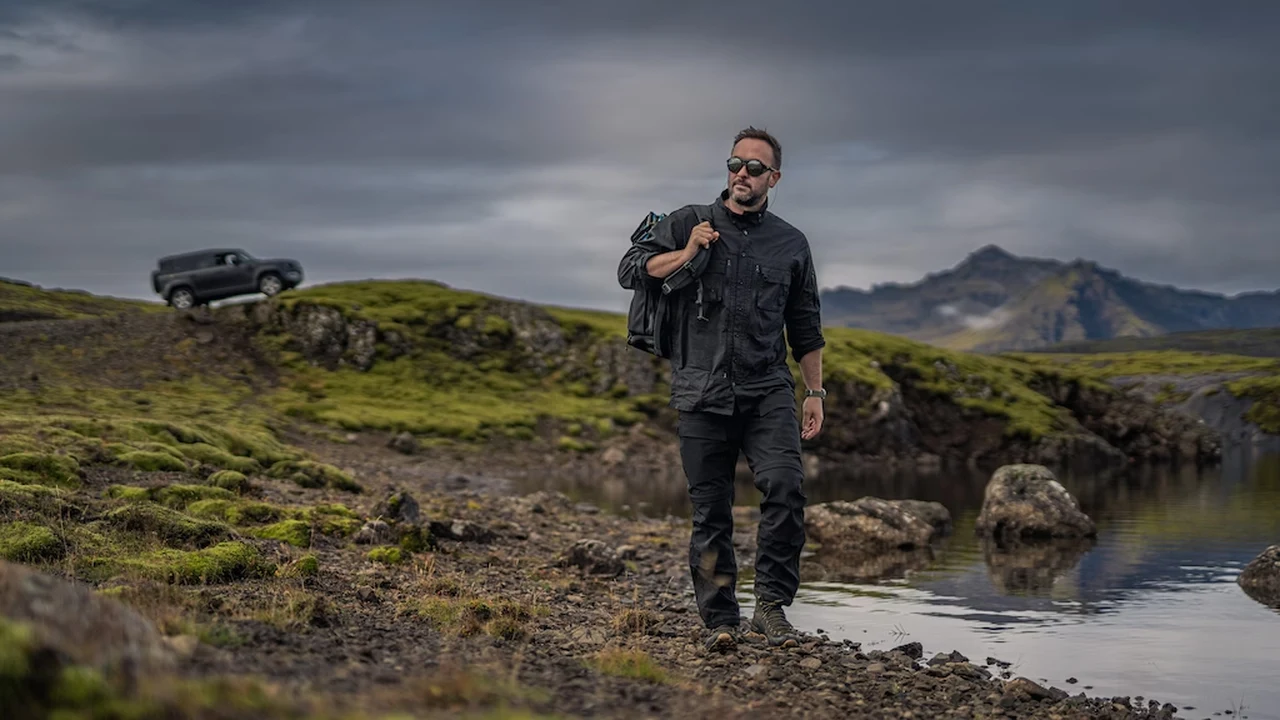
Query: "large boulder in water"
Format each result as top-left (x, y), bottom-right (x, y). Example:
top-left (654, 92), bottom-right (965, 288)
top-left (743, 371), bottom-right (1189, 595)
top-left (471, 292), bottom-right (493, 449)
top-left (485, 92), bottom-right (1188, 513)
top-left (1238, 545), bottom-right (1280, 609)
top-left (0, 560), bottom-right (177, 687)
top-left (975, 464), bottom-right (1096, 539)
top-left (805, 497), bottom-right (952, 554)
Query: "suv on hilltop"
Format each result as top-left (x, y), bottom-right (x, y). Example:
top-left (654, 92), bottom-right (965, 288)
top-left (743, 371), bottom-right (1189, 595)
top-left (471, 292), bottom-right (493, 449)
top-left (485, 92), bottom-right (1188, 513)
top-left (152, 248), bottom-right (304, 309)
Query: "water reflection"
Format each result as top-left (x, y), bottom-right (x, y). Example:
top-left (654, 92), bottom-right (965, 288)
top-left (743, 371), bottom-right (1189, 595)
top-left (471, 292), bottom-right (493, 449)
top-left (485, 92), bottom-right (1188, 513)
top-left (802, 546), bottom-right (936, 585)
top-left (513, 446), bottom-right (1280, 717)
top-left (979, 536), bottom-right (1096, 598)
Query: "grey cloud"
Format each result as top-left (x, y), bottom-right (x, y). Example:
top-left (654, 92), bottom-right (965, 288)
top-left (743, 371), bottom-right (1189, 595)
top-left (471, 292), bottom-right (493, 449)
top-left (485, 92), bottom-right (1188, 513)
top-left (2, 1), bottom-right (1279, 311)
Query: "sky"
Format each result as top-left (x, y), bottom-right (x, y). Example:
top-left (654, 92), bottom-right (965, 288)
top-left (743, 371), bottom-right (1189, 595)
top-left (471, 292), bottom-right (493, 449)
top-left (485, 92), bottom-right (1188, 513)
top-left (2, 1), bottom-right (1279, 311)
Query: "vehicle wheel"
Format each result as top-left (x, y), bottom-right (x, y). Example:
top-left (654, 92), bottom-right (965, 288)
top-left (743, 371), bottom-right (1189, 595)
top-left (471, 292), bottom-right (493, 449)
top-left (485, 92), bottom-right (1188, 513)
top-left (169, 287), bottom-right (195, 310)
top-left (258, 273), bottom-right (283, 297)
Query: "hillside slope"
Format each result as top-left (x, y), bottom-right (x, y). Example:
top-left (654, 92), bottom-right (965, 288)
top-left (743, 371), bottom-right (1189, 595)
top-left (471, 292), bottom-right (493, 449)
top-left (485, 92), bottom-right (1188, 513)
top-left (821, 246), bottom-right (1280, 352)
top-left (0, 277), bottom-right (165, 322)
top-left (0, 277), bottom-right (1253, 472)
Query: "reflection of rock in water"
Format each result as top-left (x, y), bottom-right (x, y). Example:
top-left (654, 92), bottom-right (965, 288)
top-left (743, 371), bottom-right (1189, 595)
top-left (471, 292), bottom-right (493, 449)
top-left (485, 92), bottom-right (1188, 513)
top-left (802, 546), bottom-right (936, 584)
top-left (981, 536), bottom-right (1094, 597)
top-left (1237, 544), bottom-right (1280, 609)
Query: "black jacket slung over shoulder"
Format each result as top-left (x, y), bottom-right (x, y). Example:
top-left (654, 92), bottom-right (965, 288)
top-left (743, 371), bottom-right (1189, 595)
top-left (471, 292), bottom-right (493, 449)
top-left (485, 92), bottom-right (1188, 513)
top-left (618, 190), bottom-right (825, 415)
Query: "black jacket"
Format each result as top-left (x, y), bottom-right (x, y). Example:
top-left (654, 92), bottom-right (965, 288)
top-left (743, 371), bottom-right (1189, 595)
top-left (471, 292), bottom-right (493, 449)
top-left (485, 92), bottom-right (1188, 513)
top-left (618, 190), bottom-right (825, 415)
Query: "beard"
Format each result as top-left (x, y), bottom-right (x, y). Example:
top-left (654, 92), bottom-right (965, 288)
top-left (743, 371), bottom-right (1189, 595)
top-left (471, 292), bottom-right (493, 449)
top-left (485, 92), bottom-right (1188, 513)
top-left (731, 182), bottom-right (766, 208)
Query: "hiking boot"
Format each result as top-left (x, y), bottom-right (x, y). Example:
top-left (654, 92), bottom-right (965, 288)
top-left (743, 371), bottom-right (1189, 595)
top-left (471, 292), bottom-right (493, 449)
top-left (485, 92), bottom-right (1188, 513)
top-left (750, 600), bottom-right (801, 648)
top-left (703, 624), bottom-right (739, 653)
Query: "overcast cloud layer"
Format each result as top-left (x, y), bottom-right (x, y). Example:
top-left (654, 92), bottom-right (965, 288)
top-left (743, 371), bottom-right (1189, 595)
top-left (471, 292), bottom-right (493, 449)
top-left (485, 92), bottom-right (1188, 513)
top-left (2, 1), bottom-right (1278, 311)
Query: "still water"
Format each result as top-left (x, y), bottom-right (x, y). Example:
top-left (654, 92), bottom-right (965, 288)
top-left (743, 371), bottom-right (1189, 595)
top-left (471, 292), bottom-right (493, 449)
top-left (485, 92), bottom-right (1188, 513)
top-left (514, 448), bottom-right (1280, 719)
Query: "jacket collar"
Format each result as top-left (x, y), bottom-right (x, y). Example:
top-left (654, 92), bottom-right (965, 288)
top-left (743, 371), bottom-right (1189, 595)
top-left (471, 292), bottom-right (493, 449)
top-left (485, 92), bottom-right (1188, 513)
top-left (716, 189), bottom-right (768, 225)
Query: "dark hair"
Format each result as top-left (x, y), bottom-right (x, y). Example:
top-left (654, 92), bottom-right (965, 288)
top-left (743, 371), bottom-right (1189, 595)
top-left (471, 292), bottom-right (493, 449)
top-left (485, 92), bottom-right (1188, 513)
top-left (733, 126), bottom-right (781, 169)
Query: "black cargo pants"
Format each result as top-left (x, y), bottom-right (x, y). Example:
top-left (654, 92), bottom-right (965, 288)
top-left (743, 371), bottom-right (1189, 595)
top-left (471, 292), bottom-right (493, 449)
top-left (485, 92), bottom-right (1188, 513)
top-left (677, 387), bottom-right (807, 629)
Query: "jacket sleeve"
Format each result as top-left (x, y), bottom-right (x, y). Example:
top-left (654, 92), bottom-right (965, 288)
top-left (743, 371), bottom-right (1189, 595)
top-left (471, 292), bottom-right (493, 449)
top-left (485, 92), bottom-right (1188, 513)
top-left (785, 242), bottom-right (826, 362)
top-left (617, 209), bottom-right (693, 290)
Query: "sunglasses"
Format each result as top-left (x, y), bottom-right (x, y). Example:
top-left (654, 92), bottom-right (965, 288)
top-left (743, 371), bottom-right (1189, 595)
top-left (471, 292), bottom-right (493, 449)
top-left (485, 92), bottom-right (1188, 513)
top-left (727, 156), bottom-right (775, 177)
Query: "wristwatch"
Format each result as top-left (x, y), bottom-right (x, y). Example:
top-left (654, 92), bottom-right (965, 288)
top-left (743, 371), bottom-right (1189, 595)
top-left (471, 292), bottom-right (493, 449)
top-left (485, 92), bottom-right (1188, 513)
top-left (804, 388), bottom-right (827, 399)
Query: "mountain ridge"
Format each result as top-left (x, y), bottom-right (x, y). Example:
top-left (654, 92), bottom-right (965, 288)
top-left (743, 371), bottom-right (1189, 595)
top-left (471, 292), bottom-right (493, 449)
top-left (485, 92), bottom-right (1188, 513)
top-left (820, 244), bottom-right (1280, 352)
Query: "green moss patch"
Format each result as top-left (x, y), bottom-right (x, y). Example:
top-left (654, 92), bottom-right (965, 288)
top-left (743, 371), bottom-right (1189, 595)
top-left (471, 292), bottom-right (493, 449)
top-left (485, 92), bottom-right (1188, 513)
top-left (208, 470), bottom-right (250, 493)
top-left (0, 452), bottom-right (80, 488)
top-left (0, 521), bottom-right (64, 562)
top-left (252, 520), bottom-right (312, 548)
top-left (151, 484), bottom-right (236, 510)
top-left (115, 450), bottom-right (188, 473)
top-left (367, 546), bottom-right (403, 565)
top-left (175, 443), bottom-right (261, 473)
top-left (1228, 374), bottom-right (1280, 434)
top-left (115, 541), bottom-right (274, 585)
top-left (0, 480), bottom-right (68, 514)
top-left (186, 498), bottom-right (284, 526)
top-left (266, 460), bottom-right (361, 493)
top-left (103, 503), bottom-right (235, 548)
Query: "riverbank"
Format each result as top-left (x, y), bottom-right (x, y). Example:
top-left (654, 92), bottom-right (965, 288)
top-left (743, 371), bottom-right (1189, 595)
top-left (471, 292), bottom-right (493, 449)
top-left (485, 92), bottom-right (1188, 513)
top-left (1, 422), bottom-right (1189, 720)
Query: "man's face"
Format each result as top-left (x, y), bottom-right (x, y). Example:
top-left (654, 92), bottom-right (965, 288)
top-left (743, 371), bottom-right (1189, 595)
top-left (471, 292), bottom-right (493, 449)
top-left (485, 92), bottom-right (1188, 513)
top-left (726, 138), bottom-right (779, 209)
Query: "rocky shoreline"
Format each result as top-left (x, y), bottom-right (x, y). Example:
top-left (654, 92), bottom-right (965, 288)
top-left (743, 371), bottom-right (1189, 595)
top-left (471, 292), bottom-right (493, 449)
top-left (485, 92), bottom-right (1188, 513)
top-left (1, 429), bottom-right (1210, 720)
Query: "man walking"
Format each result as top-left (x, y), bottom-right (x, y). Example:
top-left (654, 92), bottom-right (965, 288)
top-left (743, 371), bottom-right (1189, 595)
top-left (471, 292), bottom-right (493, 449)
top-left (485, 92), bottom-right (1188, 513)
top-left (618, 127), bottom-right (826, 652)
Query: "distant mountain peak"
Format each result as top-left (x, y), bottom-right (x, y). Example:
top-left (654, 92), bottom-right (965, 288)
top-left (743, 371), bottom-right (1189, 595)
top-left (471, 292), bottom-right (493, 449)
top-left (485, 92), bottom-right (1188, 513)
top-left (819, 246), bottom-right (1280, 353)
top-left (966, 244), bottom-right (1017, 263)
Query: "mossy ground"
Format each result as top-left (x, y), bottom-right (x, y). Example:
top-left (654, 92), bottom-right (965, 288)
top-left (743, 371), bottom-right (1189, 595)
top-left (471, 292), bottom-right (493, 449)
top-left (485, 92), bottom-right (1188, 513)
top-left (12, 275), bottom-right (1278, 458)
top-left (260, 281), bottom-right (657, 443)
top-left (0, 277), bottom-right (166, 322)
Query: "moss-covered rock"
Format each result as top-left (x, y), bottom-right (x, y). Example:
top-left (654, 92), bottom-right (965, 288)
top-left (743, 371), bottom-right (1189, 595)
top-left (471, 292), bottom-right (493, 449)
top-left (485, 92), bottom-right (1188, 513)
top-left (208, 469), bottom-right (250, 493)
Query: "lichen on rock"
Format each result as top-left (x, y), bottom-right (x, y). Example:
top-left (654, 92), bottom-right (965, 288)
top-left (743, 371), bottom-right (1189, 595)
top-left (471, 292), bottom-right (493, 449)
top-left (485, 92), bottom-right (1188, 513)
top-left (975, 464), bottom-right (1096, 539)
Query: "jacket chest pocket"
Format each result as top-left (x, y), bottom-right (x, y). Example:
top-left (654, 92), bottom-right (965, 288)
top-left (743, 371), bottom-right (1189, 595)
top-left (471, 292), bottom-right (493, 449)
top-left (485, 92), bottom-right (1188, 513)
top-left (691, 271), bottom-right (725, 323)
top-left (754, 264), bottom-right (790, 312)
